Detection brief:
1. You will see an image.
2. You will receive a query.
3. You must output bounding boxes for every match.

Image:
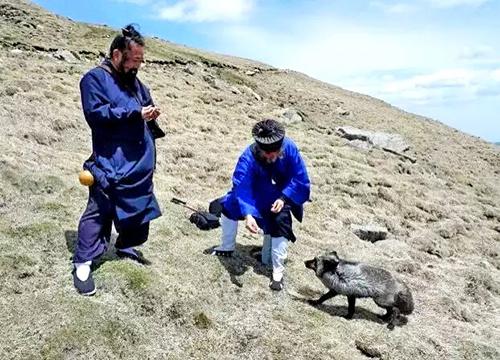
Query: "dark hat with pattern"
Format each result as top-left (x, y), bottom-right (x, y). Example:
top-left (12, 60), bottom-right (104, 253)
top-left (252, 119), bottom-right (285, 152)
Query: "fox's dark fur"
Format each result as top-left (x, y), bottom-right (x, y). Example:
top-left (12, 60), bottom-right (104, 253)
top-left (304, 251), bottom-right (414, 329)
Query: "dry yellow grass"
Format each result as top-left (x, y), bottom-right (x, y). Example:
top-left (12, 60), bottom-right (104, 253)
top-left (0, 0), bottom-right (499, 359)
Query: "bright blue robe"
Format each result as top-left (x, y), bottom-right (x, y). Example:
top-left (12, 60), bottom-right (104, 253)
top-left (221, 138), bottom-right (310, 232)
top-left (79, 61), bottom-right (161, 227)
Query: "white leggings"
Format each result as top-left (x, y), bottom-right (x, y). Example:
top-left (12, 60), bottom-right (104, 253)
top-left (215, 214), bottom-right (288, 281)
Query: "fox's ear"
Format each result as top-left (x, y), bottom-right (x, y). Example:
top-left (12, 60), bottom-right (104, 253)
top-left (327, 251), bottom-right (340, 261)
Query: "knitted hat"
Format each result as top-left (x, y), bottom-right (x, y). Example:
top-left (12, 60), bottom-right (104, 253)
top-left (252, 119), bottom-right (285, 152)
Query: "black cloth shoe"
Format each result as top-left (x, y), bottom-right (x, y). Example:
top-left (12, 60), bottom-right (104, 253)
top-left (72, 269), bottom-right (96, 296)
top-left (116, 249), bottom-right (152, 265)
top-left (269, 279), bottom-right (284, 291)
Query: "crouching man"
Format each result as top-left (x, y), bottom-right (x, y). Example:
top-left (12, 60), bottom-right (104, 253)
top-left (211, 119), bottom-right (311, 291)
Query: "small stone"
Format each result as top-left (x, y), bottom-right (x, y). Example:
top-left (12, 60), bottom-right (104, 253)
top-left (53, 49), bottom-right (80, 63)
top-left (245, 69), bottom-right (260, 76)
top-left (336, 106), bottom-right (350, 116)
top-left (355, 339), bottom-right (382, 358)
top-left (351, 224), bottom-right (388, 242)
top-left (184, 66), bottom-right (195, 75)
top-left (202, 74), bottom-right (220, 89)
top-left (230, 86), bottom-right (242, 95)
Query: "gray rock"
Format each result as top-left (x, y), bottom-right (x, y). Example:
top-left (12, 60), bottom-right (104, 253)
top-left (355, 339), bottom-right (382, 358)
top-left (347, 139), bottom-right (372, 150)
top-left (245, 69), bottom-right (260, 76)
top-left (351, 224), bottom-right (388, 242)
top-left (53, 49), bottom-right (80, 63)
top-left (336, 126), bottom-right (410, 153)
top-left (230, 86), bottom-right (242, 95)
top-left (241, 85), bottom-right (262, 101)
top-left (184, 66), bottom-right (195, 75)
top-left (335, 106), bottom-right (350, 116)
top-left (274, 108), bottom-right (305, 125)
top-left (202, 74), bottom-right (220, 89)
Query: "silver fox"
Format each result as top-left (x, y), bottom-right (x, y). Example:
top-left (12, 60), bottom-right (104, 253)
top-left (304, 251), bottom-right (414, 329)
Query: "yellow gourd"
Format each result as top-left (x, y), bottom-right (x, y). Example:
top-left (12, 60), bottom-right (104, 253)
top-left (78, 170), bottom-right (94, 186)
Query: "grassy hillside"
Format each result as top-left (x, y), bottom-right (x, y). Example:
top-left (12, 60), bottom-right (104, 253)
top-left (0, 0), bottom-right (499, 359)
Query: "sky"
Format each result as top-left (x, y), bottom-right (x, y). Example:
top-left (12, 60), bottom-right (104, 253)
top-left (32, 0), bottom-right (500, 142)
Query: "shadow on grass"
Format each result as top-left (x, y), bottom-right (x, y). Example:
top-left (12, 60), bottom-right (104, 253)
top-left (64, 229), bottom-right (131, 272)
top-left (291, 293), bottom-right (409, 328)
top-left (204, 244), bottom-right (271, 288)
top-left (64, 230), bottom-right (77, 255)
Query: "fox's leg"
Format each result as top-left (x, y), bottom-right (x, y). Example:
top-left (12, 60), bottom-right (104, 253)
top-left (346, 296), bottom-right (356, 319)
top-left (308, 290), bottom-right (337, 305)
top-left (378, 307), bottom-right (393, 321)
top-left (387, 307), bottom-right (400, 330)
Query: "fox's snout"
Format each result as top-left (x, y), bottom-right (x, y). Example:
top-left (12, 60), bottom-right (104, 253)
top-left (304, 258), bottom-right (316, 270)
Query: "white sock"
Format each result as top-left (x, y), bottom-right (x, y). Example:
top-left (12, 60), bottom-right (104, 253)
top-left (271, 236), bottom-right (288, 281)
top-left (74, 261), bottom-right (92, 281)
top-left (214, 214), bottom-right (238, 251)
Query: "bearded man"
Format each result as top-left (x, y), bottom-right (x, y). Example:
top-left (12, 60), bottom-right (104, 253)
top-left (73, 24), bottom-right (165, 295)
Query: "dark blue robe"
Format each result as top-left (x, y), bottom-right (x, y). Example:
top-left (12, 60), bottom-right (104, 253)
top-left (79, 61), bottom-right (161, 227)
top-left (221, 138), bottom-right (310, 233)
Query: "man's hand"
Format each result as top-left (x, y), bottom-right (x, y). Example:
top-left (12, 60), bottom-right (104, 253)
top-left (271, 198), bottom-right (285, 213)
top-left (142, 105), bottom-right (161, 121)
top-left (245, 215), bottom-right (261, 234)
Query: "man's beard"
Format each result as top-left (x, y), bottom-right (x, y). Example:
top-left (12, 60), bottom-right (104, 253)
top-left (118, 58), bottom-right (138, 85)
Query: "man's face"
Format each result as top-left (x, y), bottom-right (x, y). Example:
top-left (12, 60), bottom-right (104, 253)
top-left (261, 150), bottom-right (281, 163)
top-left (113, 42), bottom-right (144, 80)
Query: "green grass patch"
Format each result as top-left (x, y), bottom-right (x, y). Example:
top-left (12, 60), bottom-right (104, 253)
top-left (51, 84), bottom-right (70, 95)
top-left (156, 224), bottom-right (173, 238)
top-left (146, 43), bottom-right (178, 62)
top-left (5, 221), bottom-right (59, 240)
top-left (19, 175), bottom-right (65, 195)
top-left (1, 168), bottom-right (65, 195)
top-left (193, 311), bottom-right (212, 329)
top-left (103, 261), bottom-right (152, 292)
top-left (216, 68), bottom-right (257, 90)
top-left (34, 201), bottom-right (70, 216)
top-left (82, 26), bottom-right (115, 40)
top-left (41, 317), bottom-right (139, 359)
top-left (0, 253), bottom-right (38, 278)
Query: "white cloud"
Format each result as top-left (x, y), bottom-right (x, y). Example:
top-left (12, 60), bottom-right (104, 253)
top-left (371, 0), bottom-right (490, 13)
top-left (491, 69), bottom-right (500, 81)
top-left (208, 13), bottom-right (500, 110)
top-left (379, 67), bottom-right (500, 105)
top-left (157, 0), bottom-right (254, 22)
top-left (112, 0), bottom-right (152, 4)
top-left (459, 45), bottom-right (494, 60)
top-left (212, 21), bottom-right (460, 81)
top-left (426, 0), bottom-right (490, 8)
top-left (384, 69), bottom-right (475, 92)
top-left (370, 2), bottom-right (418, 14)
